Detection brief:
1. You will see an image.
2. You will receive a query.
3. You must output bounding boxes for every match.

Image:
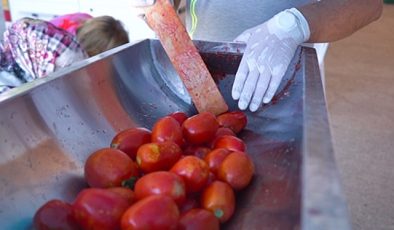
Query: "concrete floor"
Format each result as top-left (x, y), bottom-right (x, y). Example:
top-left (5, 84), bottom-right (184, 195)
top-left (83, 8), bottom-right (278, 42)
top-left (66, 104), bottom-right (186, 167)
top-left (325, 4), bottom-right (394, 230)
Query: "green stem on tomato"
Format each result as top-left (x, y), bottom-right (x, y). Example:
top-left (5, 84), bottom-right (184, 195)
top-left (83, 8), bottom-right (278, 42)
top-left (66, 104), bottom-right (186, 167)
top-left (214, 209), bottom-right (224, 219)
top-left (121, 176), bottom-right (138, 189)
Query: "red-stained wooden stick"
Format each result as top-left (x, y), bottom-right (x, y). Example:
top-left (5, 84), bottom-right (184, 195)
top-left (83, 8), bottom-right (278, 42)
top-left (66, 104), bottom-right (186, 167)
top-left (145, 0), bottom-right (228, 115)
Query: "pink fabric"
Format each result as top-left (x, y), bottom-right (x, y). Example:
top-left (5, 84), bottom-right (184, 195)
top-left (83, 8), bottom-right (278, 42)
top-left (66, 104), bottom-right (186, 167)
top-left (50, 13), bottom-right (93, 35)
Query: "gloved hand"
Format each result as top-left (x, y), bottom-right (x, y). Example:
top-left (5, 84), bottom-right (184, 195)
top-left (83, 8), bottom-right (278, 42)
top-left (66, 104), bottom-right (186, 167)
top-left (232, 8), bottom-right (310, 112)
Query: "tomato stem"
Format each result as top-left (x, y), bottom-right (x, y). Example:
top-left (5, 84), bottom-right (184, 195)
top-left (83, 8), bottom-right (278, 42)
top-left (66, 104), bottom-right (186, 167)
top-left (122, 176), bottom-right (138, 189)
top-left (214, 209), bottom-right (224, 219)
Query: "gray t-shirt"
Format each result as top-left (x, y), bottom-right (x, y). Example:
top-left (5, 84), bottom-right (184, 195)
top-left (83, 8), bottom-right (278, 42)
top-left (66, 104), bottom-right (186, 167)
top-left (186, 0), bottom-right (313, 42)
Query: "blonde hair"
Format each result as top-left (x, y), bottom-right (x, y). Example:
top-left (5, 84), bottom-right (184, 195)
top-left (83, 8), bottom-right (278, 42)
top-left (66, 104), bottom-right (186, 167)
top-left (76, 16), bottom-right (129, 57)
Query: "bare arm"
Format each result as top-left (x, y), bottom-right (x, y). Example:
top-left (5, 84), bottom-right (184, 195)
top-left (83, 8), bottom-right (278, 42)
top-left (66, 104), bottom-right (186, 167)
top-left (299, 0), bottom-right (383, 42)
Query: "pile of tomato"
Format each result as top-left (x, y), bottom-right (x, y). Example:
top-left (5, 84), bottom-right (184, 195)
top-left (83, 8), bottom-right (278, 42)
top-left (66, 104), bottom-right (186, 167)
top-left (33, 111), bottom-right (255, 230)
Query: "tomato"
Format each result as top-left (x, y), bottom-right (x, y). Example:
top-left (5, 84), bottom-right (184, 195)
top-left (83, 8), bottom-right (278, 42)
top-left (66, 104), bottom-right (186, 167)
top-left (206, 172), bottom-right (217, 187)
top-left (168, 111), bottom-right (188, 126)
top-left (170, 156), bottom-right (210, 193)
top-left (134, 171), bottom-right (186, 205)
top-left (182, 112), bottom-right (219, 145)
top-left (178, 209), bottom-right (220, 230)
top-left (204, 148), bottom-right (231, 175)
top-left (216, 111), bottom-right (247, 134)
top-left (152, 116), bottom-right (184, 147)
top-left (121, 195), bottom-right (179, 230)
top-left (213, 135), bottom-right (246, 152)
top-left (209, 127), bottom-right (235, 148)
top-left (214, 127), bottom-right (236, 138)
top-left (73, 188), bottom-right (132, 230)
top-left (107, 187), bottom-right (136, 204)
top-left (179, 195), bottom-right (200, 214)
top-left (111, 127), bottom-right (151, 160)
top-left (136, 141), bottom-right (182, 173)
top-left (84, 148), bottom-right (140, 188)
top-left (33, 199), bottom-right (78, 230)
top-left (217, 151), bottom-right (255, 190)
top-left (183, 146), bottom-right (211, 159)
top-left (201, 181), bottom-right (235, 223)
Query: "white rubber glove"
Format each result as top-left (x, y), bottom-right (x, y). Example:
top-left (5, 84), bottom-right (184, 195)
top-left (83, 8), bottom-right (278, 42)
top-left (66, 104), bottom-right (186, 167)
top-left (232, 8), bottom-right (310, 112)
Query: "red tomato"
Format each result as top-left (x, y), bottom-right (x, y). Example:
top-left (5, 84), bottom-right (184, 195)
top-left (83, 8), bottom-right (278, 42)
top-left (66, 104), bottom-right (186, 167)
top-left (182, 112), bottom-right (219, 145)
top-left (218, 151), bottom-right (255, 190)
top-left (121, 195), bottom-right (179, 230)
top-left (216, 111), bottom-right (247, 134)
top-left (178, 209), bottom-right (220, 230)
top-left (214, 127), bottom-right (236, 138)
top-left (134, 171), bottom-right (186, 205)
top-left (209, 127), bottom-right (235, 148)
top-left (213, 135), bottom-right (246, 152)
top-left (168, 111), bottom-right (188, 126)
top-left (107, 187), bottom-right (136, 204)
top-left (204, 148), bottom-right (231, 175)
top-left (84, 148), bottom-right (140, 188)
top-left (152, 116), bottom-right (184, 147)
top-left (201, 181), bottom-right (235, 223)
top-left (179, 195), bottom-right (200, 214)
top-left (33, 199), bottom-right (78, 230)
top-left (206, 172), bottom-right (217, 187)
top-left (170, 156), bottom-right (210, 193)
top-left (73, 188), bottom-right (132, 230)
top-left (110, 127), bottom-right (151, 160)
top-left (183, 146), bottom-right (211, 159)
top-left (136, 141), bottom-right (182, 173)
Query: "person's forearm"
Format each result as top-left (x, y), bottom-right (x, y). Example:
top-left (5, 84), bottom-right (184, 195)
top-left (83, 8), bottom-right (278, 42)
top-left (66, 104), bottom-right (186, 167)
top-left (299, 0), bottom-right (383, 42)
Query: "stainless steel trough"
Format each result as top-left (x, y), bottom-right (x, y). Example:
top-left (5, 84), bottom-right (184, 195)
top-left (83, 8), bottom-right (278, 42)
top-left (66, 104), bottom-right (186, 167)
top-left (0, 39), bottom-right (350, 230)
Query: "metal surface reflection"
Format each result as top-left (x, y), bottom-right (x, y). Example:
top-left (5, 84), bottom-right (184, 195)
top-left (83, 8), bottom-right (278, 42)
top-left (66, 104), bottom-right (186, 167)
top-left (0, 39), bottom-right (349, 230)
